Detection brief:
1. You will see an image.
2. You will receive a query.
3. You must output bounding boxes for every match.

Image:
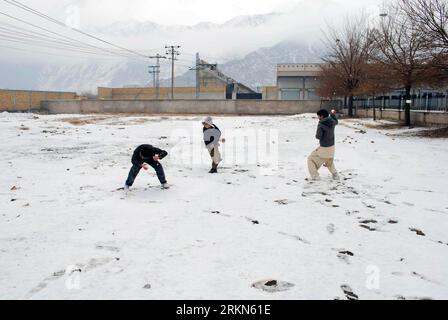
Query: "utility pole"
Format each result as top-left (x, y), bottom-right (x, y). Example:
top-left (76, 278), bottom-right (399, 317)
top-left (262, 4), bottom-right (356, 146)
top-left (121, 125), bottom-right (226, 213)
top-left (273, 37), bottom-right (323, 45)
top-left (148, 65), bottom-right (158, 90)
top-left (165, 45), bottom-right (181, 99)
top-left (149, 54), bottom-right (167, 99)
top-left (196, 52), bottom-right (200, 99)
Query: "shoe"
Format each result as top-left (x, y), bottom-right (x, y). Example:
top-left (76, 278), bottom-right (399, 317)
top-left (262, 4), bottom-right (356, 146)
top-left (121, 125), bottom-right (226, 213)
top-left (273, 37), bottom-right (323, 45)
top-left (124, 184), bottom-right (130, 190)
top-left (209, 168), bottom-right (218, 174)
top-left (161, 183), bottom-right (170, 189)
top-left (332, 173), bottom-right (340, 180)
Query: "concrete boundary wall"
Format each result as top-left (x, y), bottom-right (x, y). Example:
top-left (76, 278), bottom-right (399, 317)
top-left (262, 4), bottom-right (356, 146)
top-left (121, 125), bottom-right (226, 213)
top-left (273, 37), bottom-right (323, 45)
top-left (41, 99), bottom-right (333, 115)
top-left (98, 86), bottom-right (226, 100)
top-left (343, 108), bottom-right (448, 126)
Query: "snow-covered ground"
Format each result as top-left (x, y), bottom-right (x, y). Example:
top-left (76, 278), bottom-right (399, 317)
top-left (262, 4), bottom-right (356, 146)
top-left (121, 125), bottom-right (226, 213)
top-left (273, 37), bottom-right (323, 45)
top-left (0, 112), bottom-right (447, 300)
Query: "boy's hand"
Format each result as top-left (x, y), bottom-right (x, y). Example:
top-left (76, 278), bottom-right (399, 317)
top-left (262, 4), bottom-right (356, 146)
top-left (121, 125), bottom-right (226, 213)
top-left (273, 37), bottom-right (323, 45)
top-left (142, 163), bottom-right (150, 170)
top-left (153, 155), bottom-right (160, 161)
top-left (331, 109), bottom-right (336, 114)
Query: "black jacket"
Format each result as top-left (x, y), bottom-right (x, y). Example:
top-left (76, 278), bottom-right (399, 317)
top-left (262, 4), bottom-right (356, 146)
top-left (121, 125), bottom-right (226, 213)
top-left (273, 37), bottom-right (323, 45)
top-left (203, 125), bottom-right (221, 147)
top-left (131, 144), bottom-right (168, 166)
top-left (316, 114), bottom-right (338, 147)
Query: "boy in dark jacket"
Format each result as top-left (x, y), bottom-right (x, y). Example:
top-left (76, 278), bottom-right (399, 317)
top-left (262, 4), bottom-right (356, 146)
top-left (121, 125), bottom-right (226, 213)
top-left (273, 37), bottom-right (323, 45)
top-left (307, 109), bottom-right (339, 180)
top-left (202, 116), bottom-right (225, 173)
top-left (125, 144), bottom-right (169, 189)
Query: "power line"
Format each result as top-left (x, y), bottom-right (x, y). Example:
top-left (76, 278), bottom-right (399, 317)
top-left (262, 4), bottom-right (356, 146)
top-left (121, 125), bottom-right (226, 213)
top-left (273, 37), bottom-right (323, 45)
top-left (0, 32), bottom-right (142, 57)
top-left (2, 0), bottom-right (148, 58)
top-left (0, 10), bottom-right (137, 58)
top-left (0, 19), bottom-right (161, 57)
top-left (0, 28), bottom-right (132, 54)
top-left (0, 22), bottom-right (138, 56)
top-left (0, 43), bottom-right (138, 60)
top-left (0, 1), bottom-right (198, 88)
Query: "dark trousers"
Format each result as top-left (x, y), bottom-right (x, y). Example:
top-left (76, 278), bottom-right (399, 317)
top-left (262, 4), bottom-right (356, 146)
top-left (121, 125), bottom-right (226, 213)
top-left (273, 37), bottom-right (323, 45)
top-left (125, 162), bottom-right (166, 187)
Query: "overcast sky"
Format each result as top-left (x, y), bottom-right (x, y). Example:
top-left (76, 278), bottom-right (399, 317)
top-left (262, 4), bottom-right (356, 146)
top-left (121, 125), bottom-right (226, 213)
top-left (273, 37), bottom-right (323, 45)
top-left (0, 0), bottom-right (383, 27)
top-left (0, 0), bottom-right (384, 64)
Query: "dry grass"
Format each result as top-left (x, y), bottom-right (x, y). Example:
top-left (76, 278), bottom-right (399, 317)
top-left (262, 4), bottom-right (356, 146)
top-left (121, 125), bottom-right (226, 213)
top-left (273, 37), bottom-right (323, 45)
top-left (61, 116), bottom-right (110, 125)
top-left (399, 127), bottom-right (448, 138)
top-left (364, 122), bottom-right (405, 130)
top-left (343, 118), bottom-right (448, 138)
top-left (58, 113), bottom-right (285, 126)
top-left (60, 115), bottom-right (165, 126)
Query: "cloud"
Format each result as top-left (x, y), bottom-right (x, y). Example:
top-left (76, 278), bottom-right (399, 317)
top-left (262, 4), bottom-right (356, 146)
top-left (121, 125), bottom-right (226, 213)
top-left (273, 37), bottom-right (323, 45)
top-left (0, 0), bottom-right (383, 64)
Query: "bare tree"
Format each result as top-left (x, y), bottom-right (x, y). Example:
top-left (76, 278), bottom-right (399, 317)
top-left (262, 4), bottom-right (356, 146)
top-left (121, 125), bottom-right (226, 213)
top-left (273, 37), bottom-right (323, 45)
top-left (400, 0), bottom-right (448, 84)
top-left (371, 3), bottom-right (428, 126)
top-left (399, 0), bottom-right (448, 50)
top-left (316, 63), bottom-right (347, 99)
top-left (321, 15), bottom-right (374, 117)
top-left (355, 63), bottom-right (396, 120)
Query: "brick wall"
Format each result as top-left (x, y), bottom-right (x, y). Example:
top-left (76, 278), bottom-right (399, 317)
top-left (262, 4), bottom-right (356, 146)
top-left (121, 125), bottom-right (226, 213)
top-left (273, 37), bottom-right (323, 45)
top-left (0, 89), bottom-right (77, 111)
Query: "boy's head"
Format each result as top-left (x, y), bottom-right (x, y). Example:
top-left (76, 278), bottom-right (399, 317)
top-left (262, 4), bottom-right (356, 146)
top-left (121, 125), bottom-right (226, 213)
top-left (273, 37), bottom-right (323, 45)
top-left (202, 116), bottom-right (214, 128)
top-left (317, 109), bottom-right (329, 120)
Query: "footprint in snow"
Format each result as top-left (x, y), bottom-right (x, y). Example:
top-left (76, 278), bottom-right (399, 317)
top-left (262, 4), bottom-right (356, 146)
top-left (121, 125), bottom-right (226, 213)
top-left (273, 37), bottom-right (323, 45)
top-left (274, 199), bottom-right (289, 205)
top-left (326, 224), bottom-right (335, 234)
top-left (359, 219), bottom-right (378, 224)
top-left (96, 244), bottom-right (120, 253)
top-left (341, 285), bottom-right (359, 300)
top-left (278, 231), bottom-right (310, 245)
top-left (396, 295), bottom-right (433, 300)
top-left (410, 228), bottom-right (425, 236)
top-left (337, 250), bottom-right (354, 264)
top-left (245, 217), bottom-right (260, 225)
top-left (360, 224), bottom-right (376, 231)
top-left (362, 202), bottom-right (376, 209)
top-left (252, 279), bottom-right (295, 293)
top-left (209, 210), bottom-right (231, 218)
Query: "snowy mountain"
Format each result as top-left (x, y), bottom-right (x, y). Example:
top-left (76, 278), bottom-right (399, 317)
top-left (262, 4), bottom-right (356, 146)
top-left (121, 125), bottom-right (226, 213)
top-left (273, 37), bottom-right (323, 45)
top-left (86, 13), bottom-right (281, 36)
top-left (0, 40), bottom-right (323, 94)
top-left (0, 9), bottom-right (326, 94)
top-left (35, 60), bottom-right (153, 94)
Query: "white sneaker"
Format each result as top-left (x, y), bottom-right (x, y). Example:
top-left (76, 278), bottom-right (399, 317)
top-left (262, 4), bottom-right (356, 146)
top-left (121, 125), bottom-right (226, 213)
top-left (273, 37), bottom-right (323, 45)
top-left (161, 183), bottom-right (170, 189)
top-left (124, 184), bottom-right (130, 190)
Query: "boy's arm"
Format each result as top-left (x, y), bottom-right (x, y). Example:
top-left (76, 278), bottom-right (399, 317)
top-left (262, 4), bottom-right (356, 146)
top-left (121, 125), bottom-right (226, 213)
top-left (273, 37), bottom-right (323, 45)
top-left (133, 151), bottom-right (145, 167)
top-left (153, 147), bottom-right (168, 160)
top-left (330, 111), bottom-right (339, 125)
top-left (316, 125), bottom-right (323, 140)
top-left (204, 136), bottom-right (215, 146)
top-left (203, 129), bottom-right (215, 145)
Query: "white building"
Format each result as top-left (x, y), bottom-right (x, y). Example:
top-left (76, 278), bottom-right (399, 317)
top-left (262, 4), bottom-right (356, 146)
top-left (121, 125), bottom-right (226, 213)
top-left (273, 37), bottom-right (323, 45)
top-left (276, 63), bottom-right (322, 100)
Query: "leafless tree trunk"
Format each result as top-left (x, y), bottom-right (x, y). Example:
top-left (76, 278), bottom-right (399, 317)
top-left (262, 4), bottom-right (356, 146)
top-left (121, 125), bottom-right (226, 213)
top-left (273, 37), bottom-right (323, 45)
top-left (320, 15), bottom-right (374, 117)
top-left (371, 3), bottom-right (428, 127)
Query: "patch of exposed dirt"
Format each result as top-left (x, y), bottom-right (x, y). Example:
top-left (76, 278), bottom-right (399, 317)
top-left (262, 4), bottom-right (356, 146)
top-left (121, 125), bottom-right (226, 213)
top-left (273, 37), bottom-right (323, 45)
top-left (61, 116), bottom-right (110, 125)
